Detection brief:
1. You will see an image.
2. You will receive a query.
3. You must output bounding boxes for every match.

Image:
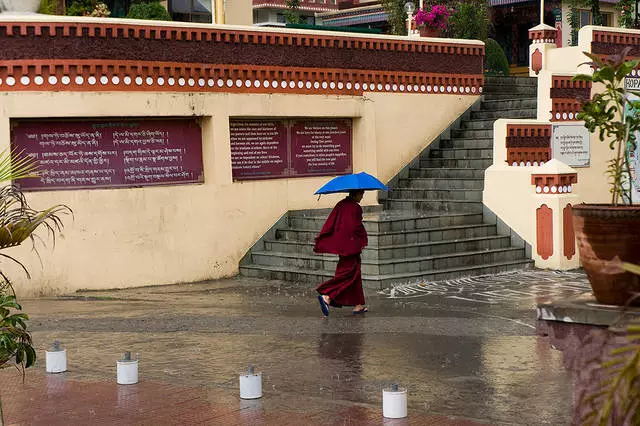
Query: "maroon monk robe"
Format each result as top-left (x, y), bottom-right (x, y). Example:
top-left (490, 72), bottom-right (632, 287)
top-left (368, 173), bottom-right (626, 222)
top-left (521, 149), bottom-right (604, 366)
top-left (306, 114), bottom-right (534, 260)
top-left (314, 197), bottom-right (368, 307)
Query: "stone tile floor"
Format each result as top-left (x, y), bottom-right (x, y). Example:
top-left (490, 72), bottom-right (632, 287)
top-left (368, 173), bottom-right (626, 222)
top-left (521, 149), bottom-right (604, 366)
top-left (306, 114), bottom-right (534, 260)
top-left (1, 269), bottom-right (595, 425)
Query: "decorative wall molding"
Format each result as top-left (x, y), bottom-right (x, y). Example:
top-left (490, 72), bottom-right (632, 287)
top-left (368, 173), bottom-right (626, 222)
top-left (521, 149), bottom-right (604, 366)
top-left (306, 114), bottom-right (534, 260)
top-left (550, 76), bottom-right (591, 122)
top-left (531, 172), bottom-right (578, 194)
top-left (0, 20), bottom-right (484, 96)
top-left (592, 30), bottom-right (640, 56)
top-left (506, 124), bottom-right (552, 166)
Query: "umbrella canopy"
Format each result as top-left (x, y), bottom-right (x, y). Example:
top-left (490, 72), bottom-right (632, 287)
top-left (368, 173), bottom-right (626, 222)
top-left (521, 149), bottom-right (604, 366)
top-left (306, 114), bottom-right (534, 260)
top-left (314, 172), bottom-right (390, 195)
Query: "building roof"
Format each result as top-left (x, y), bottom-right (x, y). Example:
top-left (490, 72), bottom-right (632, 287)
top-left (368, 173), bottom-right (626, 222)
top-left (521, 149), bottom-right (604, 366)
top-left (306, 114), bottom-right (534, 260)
top-left (252, 0), bottom-right (340, 13)
top-left (318, 3), bottom-right (386, 26)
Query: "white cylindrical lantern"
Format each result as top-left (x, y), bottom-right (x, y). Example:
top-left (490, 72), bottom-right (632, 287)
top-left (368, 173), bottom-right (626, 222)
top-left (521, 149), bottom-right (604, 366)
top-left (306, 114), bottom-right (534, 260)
top-left (45, 341), bottom-right (67, 374)
top-left (239, 364), bottom-right (262, 400)
top-left (117, 352), bottom-right (139, 385)
top-left (382, 384), bottom-right (407, 419)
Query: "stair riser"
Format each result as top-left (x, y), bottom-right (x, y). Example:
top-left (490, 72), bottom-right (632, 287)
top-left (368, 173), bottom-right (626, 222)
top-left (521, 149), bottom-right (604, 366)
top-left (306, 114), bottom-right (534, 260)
top-left (420, 158), bottom-right (493, 169)
top-left (252, 248), bottom-right (525, 275)
top-left (239, 261), bottom-right (535, 290)
top-left (289, 213), bottom-right (483, 232)
top-left (482, 86), bottom-right (537, 95)
top-left (480, 99), bottom-right (537, 110)
top-left (397, 179), bottom-right (484, 190)
top-left (277, 224), bottom-right (495, 245)
top-left (265, 236), bottom-right (511, 260)
top-left (264, 241), bottom-right (379, 260)
top-left (439, 139), bottom-right (493, 150)
top-left (409, 169), bottom-right (485, 179)
top-left (451, 129), bottom-right (493, 139)
top-left (390, 189), bottom-right (483, 201)
top-left (429, 148), bottom-right (493, 159)
top-left (377, 236), bottom-right (512, 259)
top-left (461, 120), bottom-right (495, 130)
top-left (484, 77), bottom-right (538, 87)
top-left (383, 199), bottom-right (484, 213)
top-left (483, 93), bottom-right (535, 101)
top-left (471, 110), bottom-right (537, 120)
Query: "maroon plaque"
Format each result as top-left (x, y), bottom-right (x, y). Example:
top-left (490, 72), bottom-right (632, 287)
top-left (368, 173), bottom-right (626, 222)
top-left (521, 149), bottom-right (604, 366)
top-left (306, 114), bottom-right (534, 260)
top-left (229, 119), bottom-right (352, 181)
top-left (230, 120), bottom-right (288, 180)
top-left (11, 118), bottom-right (204, 191)
top-left (290, 120), bottom-right (352, 177)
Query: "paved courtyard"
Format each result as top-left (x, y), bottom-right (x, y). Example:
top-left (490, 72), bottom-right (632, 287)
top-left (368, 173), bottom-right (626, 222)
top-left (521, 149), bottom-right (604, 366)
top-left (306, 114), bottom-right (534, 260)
top-left (1, 269), bottom-right (595, 425)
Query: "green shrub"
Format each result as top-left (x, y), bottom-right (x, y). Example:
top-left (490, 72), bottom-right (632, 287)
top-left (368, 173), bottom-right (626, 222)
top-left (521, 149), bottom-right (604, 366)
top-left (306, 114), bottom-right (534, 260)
top-left (126, 2), bottom-right (172, 21)
top-left (484, 39), bottom-right (509, 76)
top-left (449, 0), bottom-right (489, 41)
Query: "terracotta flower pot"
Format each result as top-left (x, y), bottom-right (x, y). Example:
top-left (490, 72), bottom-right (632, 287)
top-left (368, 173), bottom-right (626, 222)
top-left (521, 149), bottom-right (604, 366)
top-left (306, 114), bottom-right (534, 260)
top-left (419, 27), bottom-right (440, 38)
top-left (573, 204), bottom-right (640, 305)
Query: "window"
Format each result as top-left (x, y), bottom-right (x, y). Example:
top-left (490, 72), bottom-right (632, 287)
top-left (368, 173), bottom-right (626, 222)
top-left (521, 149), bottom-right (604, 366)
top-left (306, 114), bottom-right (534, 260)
top-left (577, 10), bottom-right (613, 28)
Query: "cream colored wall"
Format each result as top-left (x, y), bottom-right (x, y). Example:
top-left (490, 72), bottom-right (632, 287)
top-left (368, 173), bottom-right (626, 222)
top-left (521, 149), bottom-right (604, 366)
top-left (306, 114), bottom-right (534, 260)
top-left (0, 90), bottom-right (475, 296)
top-left (225, 0), bottom-right (253, 25)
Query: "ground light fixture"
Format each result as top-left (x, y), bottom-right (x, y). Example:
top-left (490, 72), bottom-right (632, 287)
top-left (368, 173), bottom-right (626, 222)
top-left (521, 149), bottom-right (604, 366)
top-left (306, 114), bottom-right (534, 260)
top-left (45, 340), bottom-right (67, 374)
top-left (382, 383), bottom-right (408, 419)
top-left (116, 351), bottom-right (139, 385)
top-left (239, 364), bottom-right (263, 399)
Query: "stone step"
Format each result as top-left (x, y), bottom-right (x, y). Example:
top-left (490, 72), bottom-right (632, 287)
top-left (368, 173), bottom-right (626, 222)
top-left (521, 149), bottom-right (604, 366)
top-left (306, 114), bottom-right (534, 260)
top-left (264, 234), bottom-right (512, 260)
top-left (439, 138), bottom-right (493, 150)
top-left (460, 119), bottom-right (496, 130)
top-left (389, 188), bottom-right (483, 201)
top-left (397, 178), bottom-right (484, 190)
top-left (382, 199), bottom-right (484, 213)
top-left (419, 158), bottom-right (493, 169)
top-left (471, 109), bottom-right (537, 120)
top-left (408, 168), bottom-right (486, 179)
top-left (276, 223), bottom-right (497, 245)
top-left (451, 129), bottom-right (493, 139)
top-left (428, 148), bottom-right (493, 159)
top-left (289, 212), bottom-right (484, 232)
top-left (239, 259), bottom-right (535, 290)
top-left (483, 93), bottom-right (536, 101)
top-left (484, 76), bottom-right (538, 86)
top-left (480, 98), bottom-right (537, 111)
top-left (482, 85), bottom-right (537, 95)
top-left (250, 247), bottom-right (526, 275)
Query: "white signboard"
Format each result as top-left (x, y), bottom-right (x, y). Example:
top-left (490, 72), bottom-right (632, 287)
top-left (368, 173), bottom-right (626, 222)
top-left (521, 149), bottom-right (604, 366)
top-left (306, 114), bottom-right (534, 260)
top-left (625, 77), bottom-right (640, 91)
top-left (551, 123), bottom-right (590, 167)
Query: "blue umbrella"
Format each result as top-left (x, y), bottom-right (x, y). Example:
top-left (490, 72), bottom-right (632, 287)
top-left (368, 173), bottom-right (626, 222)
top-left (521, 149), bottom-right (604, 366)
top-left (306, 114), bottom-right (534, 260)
top-left (314, 172), bottom-right (390, 195)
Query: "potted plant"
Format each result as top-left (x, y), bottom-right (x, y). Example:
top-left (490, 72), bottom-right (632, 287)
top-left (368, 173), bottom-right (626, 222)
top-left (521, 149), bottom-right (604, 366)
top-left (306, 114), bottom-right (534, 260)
top-left (0, 150), bottom-right (70, 425)
top-left (572, 47), bottom-right (640, 305)
top-left (414, 4), bottom-right (452, 38)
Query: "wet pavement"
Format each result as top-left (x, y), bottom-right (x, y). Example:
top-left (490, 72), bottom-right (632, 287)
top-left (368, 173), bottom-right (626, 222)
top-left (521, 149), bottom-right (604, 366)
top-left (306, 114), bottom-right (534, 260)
top-left (1, 270), bottom-right (596, 425)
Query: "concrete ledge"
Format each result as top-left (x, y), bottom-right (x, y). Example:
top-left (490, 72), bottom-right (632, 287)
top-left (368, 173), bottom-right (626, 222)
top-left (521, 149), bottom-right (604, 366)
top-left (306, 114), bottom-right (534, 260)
top-left (537, 296), bottom-right (640, 326)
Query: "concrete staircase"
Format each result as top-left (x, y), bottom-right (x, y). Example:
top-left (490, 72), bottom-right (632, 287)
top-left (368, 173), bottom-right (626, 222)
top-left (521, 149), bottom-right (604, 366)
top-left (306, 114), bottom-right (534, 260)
top-left (240, 77), bottom-right (538, 289)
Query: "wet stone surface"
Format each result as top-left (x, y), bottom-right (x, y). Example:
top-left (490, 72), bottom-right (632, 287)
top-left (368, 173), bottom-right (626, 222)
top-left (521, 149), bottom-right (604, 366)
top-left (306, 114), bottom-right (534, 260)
top-left (2, 270), bottom-right (593, 425)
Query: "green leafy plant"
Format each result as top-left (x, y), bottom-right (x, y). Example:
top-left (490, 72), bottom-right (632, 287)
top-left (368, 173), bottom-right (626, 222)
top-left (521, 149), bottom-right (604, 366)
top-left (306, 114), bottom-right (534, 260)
top-left (284, 0), bottom-right (303, 25)
top-left (65, 0), bottom-right (109, 17)
top-left (381, 0), bottom-right (409, 35)
top-left (573, 48), bottom-right (640, 205)
top-left (484, 39), bottom-right (509, 76)
top-left (448, 0), bottom-right (489, 41)
top-left (126, 2), bottom-right (171, 21)
top-left (615, 0), bottom-right (636, 29)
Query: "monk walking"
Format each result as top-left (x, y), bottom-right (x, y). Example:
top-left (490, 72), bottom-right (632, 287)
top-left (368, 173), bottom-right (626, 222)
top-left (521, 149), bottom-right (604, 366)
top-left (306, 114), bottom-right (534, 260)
top-left (314, 189), bottom-right (368, 316)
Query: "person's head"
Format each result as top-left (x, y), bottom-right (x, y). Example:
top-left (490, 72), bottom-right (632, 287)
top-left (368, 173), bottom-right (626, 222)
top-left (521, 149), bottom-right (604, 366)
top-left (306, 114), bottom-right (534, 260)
top-left (348, 190), bottom-right (365, 203)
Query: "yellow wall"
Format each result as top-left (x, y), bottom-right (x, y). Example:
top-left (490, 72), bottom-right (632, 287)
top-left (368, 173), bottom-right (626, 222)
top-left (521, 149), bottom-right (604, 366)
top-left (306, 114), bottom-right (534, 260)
top-left (0, 91), bottom-right (476, 296)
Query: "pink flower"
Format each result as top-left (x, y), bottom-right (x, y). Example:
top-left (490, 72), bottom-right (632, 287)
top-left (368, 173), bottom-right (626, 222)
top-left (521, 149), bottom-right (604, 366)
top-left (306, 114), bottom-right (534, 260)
top-left (414, 4), bottom-right (451, 30)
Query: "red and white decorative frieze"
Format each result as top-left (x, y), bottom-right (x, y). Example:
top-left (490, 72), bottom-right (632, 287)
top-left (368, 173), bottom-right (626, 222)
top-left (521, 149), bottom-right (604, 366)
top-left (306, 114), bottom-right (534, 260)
top-left (506, 124), bottom-right (552, 167)
top-left (0, 19), bottom-right (485, 96)
top-left (531, 173), bottom-right (578, 194)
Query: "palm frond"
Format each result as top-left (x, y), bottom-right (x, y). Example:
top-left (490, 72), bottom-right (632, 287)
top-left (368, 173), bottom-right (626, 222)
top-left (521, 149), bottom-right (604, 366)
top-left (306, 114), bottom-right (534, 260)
top-left (0, 148), bottom-right (39, 184)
